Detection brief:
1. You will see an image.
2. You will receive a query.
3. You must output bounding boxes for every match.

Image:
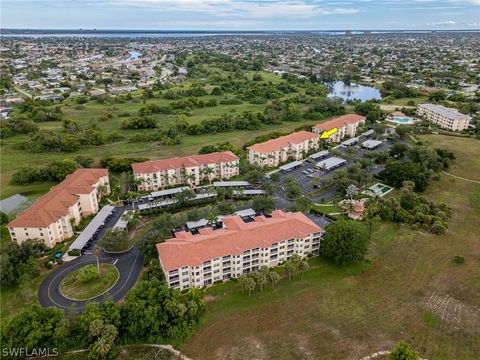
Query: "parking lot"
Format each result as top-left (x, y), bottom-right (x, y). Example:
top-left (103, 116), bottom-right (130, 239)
top-left (273, 138), bottom-right (393, 202)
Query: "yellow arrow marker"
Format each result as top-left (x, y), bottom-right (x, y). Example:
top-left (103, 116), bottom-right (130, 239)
top-left (320, 128), bottom-right (338, 139)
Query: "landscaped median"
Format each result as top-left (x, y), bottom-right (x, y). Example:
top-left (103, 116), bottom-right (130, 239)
top-left (59, 263), bottom-right (119, 301)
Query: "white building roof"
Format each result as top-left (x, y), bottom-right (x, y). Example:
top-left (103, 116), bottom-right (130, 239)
top-left (342, 137), bottom-right (359, 146)
top-left (69, 205), bottom-right (115, 251)
top-left (235, 208), bottom-right (256, 217)
top-left (150, 186), bottom-right (189, 198)
top-left (316, 157), bottom-right (347, 171)
top-left (361, 139), bottom-right (383, 149)
top-left (213, 181), bottom-right (251, 187)
top-left (309, 150), bottom-right (329, 160)
top-left (279, 160), bottom-right (303, 171)
top-left (186, 219), bottom-right (209, 230)
top-left (194, 193), bottom-right (218, 200)
top-left (233, 189), bottom-right (266, 196)
top-left (419, 103), bottom-right (472, 121)
top-left (112, 210), bottom-right (133, 231)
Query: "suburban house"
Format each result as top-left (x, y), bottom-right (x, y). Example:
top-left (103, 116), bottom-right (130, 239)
top-left (8, 169), bottom-right (110, 247)
top-left (417, 103), bottom-right (471, 131)
top-left (312, 114), bottom-right (366, 142)
top-left (157, 210), bottom-right (323, 290)
top-left (247, 131), bottom-right (320, 168)
top-left (131, 151), bottom-right (240, 191)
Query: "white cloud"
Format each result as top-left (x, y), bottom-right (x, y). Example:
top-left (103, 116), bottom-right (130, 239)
top-left (428, 20), bottom-right (456, 26)
top-left (108, 0), bottom-right (361, 18)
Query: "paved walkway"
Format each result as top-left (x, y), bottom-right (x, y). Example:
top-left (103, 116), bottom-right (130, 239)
top-left (442, 171), bottom-right (480, 184)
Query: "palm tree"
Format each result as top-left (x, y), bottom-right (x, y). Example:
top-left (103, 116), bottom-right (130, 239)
top-left (285, 260), bottom-right (295, 281)
top-left (185, 173), bottom-right (197, 188)
top-left (166, 173), bottom-right (177, 186)
top-left (258, 266), bottom-right (269, 292)
top-left (202, 166), bottom-right (215, 185)
top-left (298, 259), bottom-right (309, 280)
top-left (97, 184), bottom-right (107, 198)
top-left (268, 271), bottom-right (280, 290)
top-left (95, 246), bottom-right (101, 275)
top-left (245, 276), bottom-right (256, 296)
top-left (206, 213), bottom-right (217, 227)
top-left (364, 197), bottom-right (380, 240)
top-left (237, 274), bottom-right (248, 294)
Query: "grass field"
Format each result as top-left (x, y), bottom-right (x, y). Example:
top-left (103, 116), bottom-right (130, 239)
top-left (0, 69), bottom-right (333, 199)
top-left (181, 135), bottom-right (480, 359)
top-left (60, 264), bottom-right (119, 300)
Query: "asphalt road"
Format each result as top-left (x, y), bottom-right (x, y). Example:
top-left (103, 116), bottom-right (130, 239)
top-left (38, 204), bottom-right (143, 313)
top-left (38, 246), bottom-right (143, 313)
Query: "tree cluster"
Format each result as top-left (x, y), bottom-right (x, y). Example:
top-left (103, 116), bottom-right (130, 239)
top-left (376, 181), bottom-right (452, 234)
top-left (100, 156), bottom-right (149, 173)
top-left (379, 145), bottom-right (455, 192)
top-left (1, 280), bottom-right (205, 359)
top-left (11, 158), bottom-right (81, 185)
top-left (1, 239), bottom-right (46, 287)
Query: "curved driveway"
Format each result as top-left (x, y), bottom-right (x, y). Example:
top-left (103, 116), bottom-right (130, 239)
top-left (38, 247), bottom-right (143, 313)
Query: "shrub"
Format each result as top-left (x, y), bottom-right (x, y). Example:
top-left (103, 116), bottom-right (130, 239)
top-left (452, 255), bottom-right (465, 265)
top-left (76, 265), bottom-right (98, 283)
top-left (68, 249), bottom-right (81, 256)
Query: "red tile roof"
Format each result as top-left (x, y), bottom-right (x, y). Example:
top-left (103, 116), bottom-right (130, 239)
top-left (248, 131), bottom-right (319, 153)
top-left (156, 210), bottom-right (322, 272)
top-left (131, 151), bottom-right (239, 174)
top-left (313, 114), bottom-right (366, 130)
top-left (8, 168), bottom-right (108, 228)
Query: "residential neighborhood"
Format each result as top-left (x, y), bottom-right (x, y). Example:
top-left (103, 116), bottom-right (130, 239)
top-left (0, 12), bottom-right (479, 360)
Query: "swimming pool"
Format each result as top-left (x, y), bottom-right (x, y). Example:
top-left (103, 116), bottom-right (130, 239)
top-left (390, 116), bottom-right (415, 124)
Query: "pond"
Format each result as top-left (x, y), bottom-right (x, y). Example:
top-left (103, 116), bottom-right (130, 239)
top-left (326, 81), bottom-right (382, 102)
top-left (125, 50), bottom-right (142, 61)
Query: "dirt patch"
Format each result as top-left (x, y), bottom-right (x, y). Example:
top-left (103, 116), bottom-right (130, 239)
top-left (423, 293), bottom-right (480, 335)
top-left (203, 294), bottom-right (217, 302)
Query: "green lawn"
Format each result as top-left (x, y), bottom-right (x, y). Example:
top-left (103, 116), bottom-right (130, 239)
top-left (0, 271), bottom-right (50, 324)
top-left (182, 135), bottom-right (480, 360)
top-left (60, 263), bottom-right (119, 300)
top-left (0, 69), bottom-right (321, 199)
top-left (311, 204), bottom-right (343, 214)
top-left (387, 96), bottom-right (429, 106)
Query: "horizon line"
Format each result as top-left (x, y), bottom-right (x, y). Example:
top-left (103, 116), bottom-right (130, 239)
top-left (2, 28), bottom-right (479, 32)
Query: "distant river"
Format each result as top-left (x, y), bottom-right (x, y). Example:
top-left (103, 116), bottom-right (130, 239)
top-left (326, 81), bottom-right (382, 102)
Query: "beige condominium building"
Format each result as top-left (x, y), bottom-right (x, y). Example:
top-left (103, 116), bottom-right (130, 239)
top-left (157, 210), bottom-right (323, 290)
top-left (247, 131), bottom-right (320, 168)
top-left (417, 103), bottom-right (471, 131)
top-left (8, 169), bottom-right (110, 247)
top-left (131, 151), bottom-right (240, 191)
top-left (312, 114), bottom-right (366, 142)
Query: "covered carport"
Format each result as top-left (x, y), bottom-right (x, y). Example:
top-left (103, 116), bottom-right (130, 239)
top-left (316, 157), bottom-right (347, 172)
top-left (309, 150), bottom-right (329, 161)
top-left (342, 137), bottom-right (359, 146)
top-left (280, 160), bottom-right (303, 173)
top-left (68, 205), bottom-right (115, 251)
top-left (361, 139), bottom-right (383, 150)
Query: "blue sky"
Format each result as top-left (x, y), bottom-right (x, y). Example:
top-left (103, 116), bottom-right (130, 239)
top-left (1, 0), bottom-right (479, 30)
